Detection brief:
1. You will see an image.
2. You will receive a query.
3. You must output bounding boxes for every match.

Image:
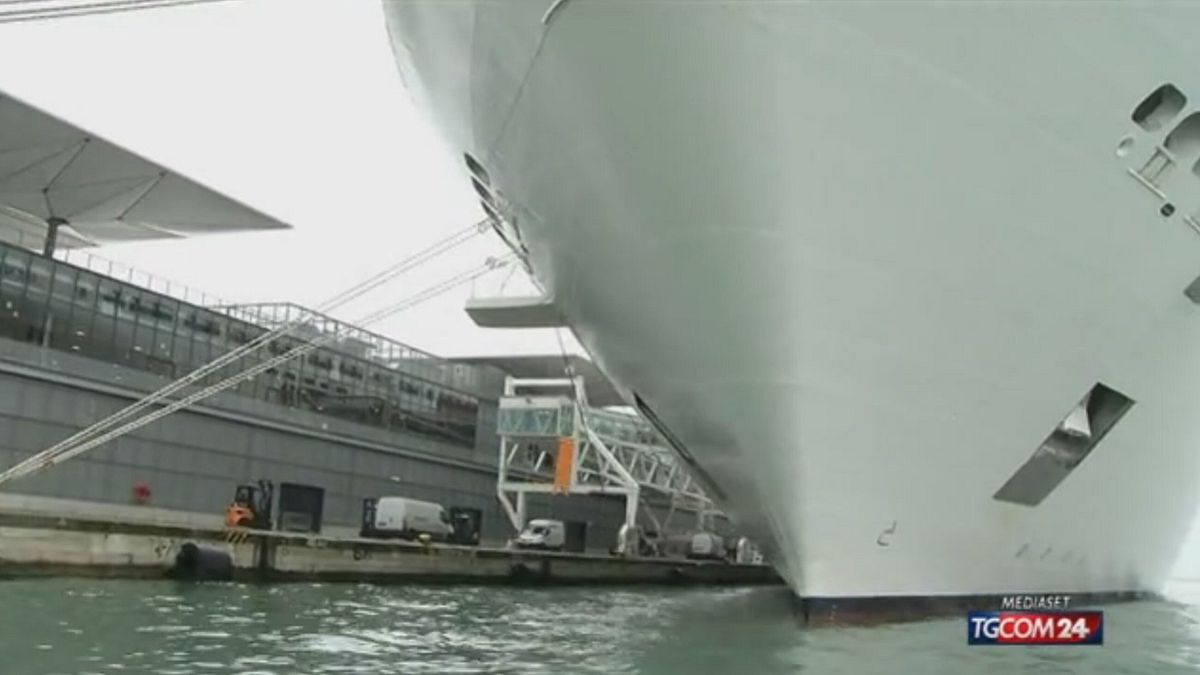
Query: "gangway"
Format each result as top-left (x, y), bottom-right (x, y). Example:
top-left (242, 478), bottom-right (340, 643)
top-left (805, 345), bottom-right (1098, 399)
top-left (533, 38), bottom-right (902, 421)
top-left (495, 376), bottom-right (724, 555)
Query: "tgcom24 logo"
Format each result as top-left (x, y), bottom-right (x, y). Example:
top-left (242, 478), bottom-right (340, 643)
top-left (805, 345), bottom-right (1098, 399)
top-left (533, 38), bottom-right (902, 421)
top-left (966, 611), bottom-right (1104, 645)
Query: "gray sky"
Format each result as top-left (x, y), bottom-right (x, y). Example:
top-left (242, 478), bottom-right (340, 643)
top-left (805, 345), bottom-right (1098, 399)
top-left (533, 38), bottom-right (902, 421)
top-left (0, 0), bottom-right (577, 358)
top-left (2, 0), bottom-right (1199, 577)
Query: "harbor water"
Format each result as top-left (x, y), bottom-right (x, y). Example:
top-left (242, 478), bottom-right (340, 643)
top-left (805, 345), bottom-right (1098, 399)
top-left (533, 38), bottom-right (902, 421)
top-left (3, 579), bottom-right (1200, 674)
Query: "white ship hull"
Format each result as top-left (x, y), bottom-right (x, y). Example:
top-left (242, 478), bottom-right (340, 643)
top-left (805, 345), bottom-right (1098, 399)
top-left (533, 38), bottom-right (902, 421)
top-left (382, 1), bottom-right (1200, 601)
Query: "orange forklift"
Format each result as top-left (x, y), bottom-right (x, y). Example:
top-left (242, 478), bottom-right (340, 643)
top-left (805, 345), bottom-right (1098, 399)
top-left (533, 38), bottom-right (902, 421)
top-left (224, 479), bottom-right (274, 529)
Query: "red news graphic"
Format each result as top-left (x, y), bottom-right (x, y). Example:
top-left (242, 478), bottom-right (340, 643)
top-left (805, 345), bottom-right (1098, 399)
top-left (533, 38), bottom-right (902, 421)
top-left (966, 611), bottom-right (1104, 645)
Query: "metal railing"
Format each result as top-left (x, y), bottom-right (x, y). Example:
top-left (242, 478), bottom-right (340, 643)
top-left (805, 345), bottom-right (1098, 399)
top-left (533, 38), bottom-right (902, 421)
top-left (0, 240), bottom-right (497, 448)
top-left (45, 247), bottom-right (507, 398)
top-left (54, 246), bottom-right (231, 309)
top-left (214, 302), bottom-right (506, 399)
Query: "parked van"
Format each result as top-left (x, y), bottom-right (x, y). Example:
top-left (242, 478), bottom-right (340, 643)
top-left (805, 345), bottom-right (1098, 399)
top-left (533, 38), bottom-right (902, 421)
top-left (372, 497), bottom-right (452, 541)
top-left (515, 519), bottom-right (565, 550)
top-left (687, 532), bottom-right (726, 560)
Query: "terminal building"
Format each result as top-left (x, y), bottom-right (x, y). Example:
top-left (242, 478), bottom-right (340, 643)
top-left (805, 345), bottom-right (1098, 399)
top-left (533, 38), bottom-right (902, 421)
top-left (0, 237), bottom-right (666, 547)
top-left (0, 90), bottom-right (706, 551)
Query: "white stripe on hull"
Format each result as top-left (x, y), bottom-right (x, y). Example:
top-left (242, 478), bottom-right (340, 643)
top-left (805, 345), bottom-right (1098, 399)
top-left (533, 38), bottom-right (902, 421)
top-left (383, 1), bottom-right (1200, 598)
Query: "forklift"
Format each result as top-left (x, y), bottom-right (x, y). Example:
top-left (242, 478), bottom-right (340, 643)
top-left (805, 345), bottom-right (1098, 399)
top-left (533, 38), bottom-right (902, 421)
top-left (224, 479), bottom-right (274, 529)
top-left (447, 506), bottom-right (482, 546)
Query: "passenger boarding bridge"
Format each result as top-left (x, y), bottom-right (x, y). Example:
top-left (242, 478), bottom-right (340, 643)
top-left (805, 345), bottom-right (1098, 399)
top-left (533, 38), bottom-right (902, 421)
top-left (496, 376), bottom-right (725, 553)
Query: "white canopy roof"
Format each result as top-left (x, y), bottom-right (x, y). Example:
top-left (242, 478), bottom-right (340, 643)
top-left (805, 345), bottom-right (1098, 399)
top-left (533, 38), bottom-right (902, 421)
top-left (0, 90), bottom-right (288, 251)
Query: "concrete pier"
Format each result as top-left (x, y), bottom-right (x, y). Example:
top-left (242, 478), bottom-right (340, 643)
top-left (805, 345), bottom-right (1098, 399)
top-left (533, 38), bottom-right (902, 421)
top-left (0, 507), bottom-right (780, 586)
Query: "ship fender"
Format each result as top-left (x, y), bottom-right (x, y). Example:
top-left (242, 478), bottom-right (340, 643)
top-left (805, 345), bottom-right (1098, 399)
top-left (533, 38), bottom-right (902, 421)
top-left (169, 542), bottom-right (234, 581)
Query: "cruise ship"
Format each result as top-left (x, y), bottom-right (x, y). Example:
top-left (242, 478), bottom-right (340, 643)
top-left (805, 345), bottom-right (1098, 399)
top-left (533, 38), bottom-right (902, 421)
top-left (381, 2), bottom-right (1200, 611)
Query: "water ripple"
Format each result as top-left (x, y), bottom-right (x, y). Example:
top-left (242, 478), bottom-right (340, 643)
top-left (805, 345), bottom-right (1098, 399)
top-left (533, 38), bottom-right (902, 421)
top-left (3, 579), bottom-right (1200, 673)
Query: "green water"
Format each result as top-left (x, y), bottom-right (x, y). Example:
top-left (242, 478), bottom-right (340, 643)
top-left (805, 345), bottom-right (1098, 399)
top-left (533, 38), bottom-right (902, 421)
top-left (2, 579), bottom-right (1200, 674)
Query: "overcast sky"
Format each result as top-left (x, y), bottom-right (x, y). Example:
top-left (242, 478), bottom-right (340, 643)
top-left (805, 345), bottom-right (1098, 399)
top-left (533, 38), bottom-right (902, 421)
top-left (3, 0), bottom-right (1199, 577)
top-left (0, 0), bottom-right (576, 358)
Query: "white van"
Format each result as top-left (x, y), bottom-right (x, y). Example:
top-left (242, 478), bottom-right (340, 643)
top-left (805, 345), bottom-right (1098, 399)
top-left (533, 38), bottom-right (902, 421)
top-left (688, 532), bottom-right (726, 560)
top-left (515, 519), bottom-right (565, 550)
top-left (373, 497), bottom-right (452, 541)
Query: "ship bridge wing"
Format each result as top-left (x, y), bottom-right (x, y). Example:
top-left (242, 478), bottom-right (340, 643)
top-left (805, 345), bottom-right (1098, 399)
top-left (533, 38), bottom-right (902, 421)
top-left (0, 89), bottom-right (289, 253)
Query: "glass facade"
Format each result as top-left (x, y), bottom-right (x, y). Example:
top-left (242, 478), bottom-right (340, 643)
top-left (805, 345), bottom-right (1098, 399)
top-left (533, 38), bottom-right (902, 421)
top-left (496, 402), bottom-right (576, 438)
top-left (0, 242), bottom-right (486, 448)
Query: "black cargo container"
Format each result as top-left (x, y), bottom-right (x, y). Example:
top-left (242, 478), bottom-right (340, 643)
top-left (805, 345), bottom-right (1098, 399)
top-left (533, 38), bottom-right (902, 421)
top-left (277, 482), bottom-right (325, 533)
top-left (448, 506), bottom-right (483, 545)
top-left (360, 497), bottom-right (378, 537)
top-left (564, 521), bottom-right (587, 553)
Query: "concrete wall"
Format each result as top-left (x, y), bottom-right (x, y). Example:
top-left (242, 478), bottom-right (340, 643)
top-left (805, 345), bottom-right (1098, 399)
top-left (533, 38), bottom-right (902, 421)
top-left (0, 338), bottom-right (638, 549)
